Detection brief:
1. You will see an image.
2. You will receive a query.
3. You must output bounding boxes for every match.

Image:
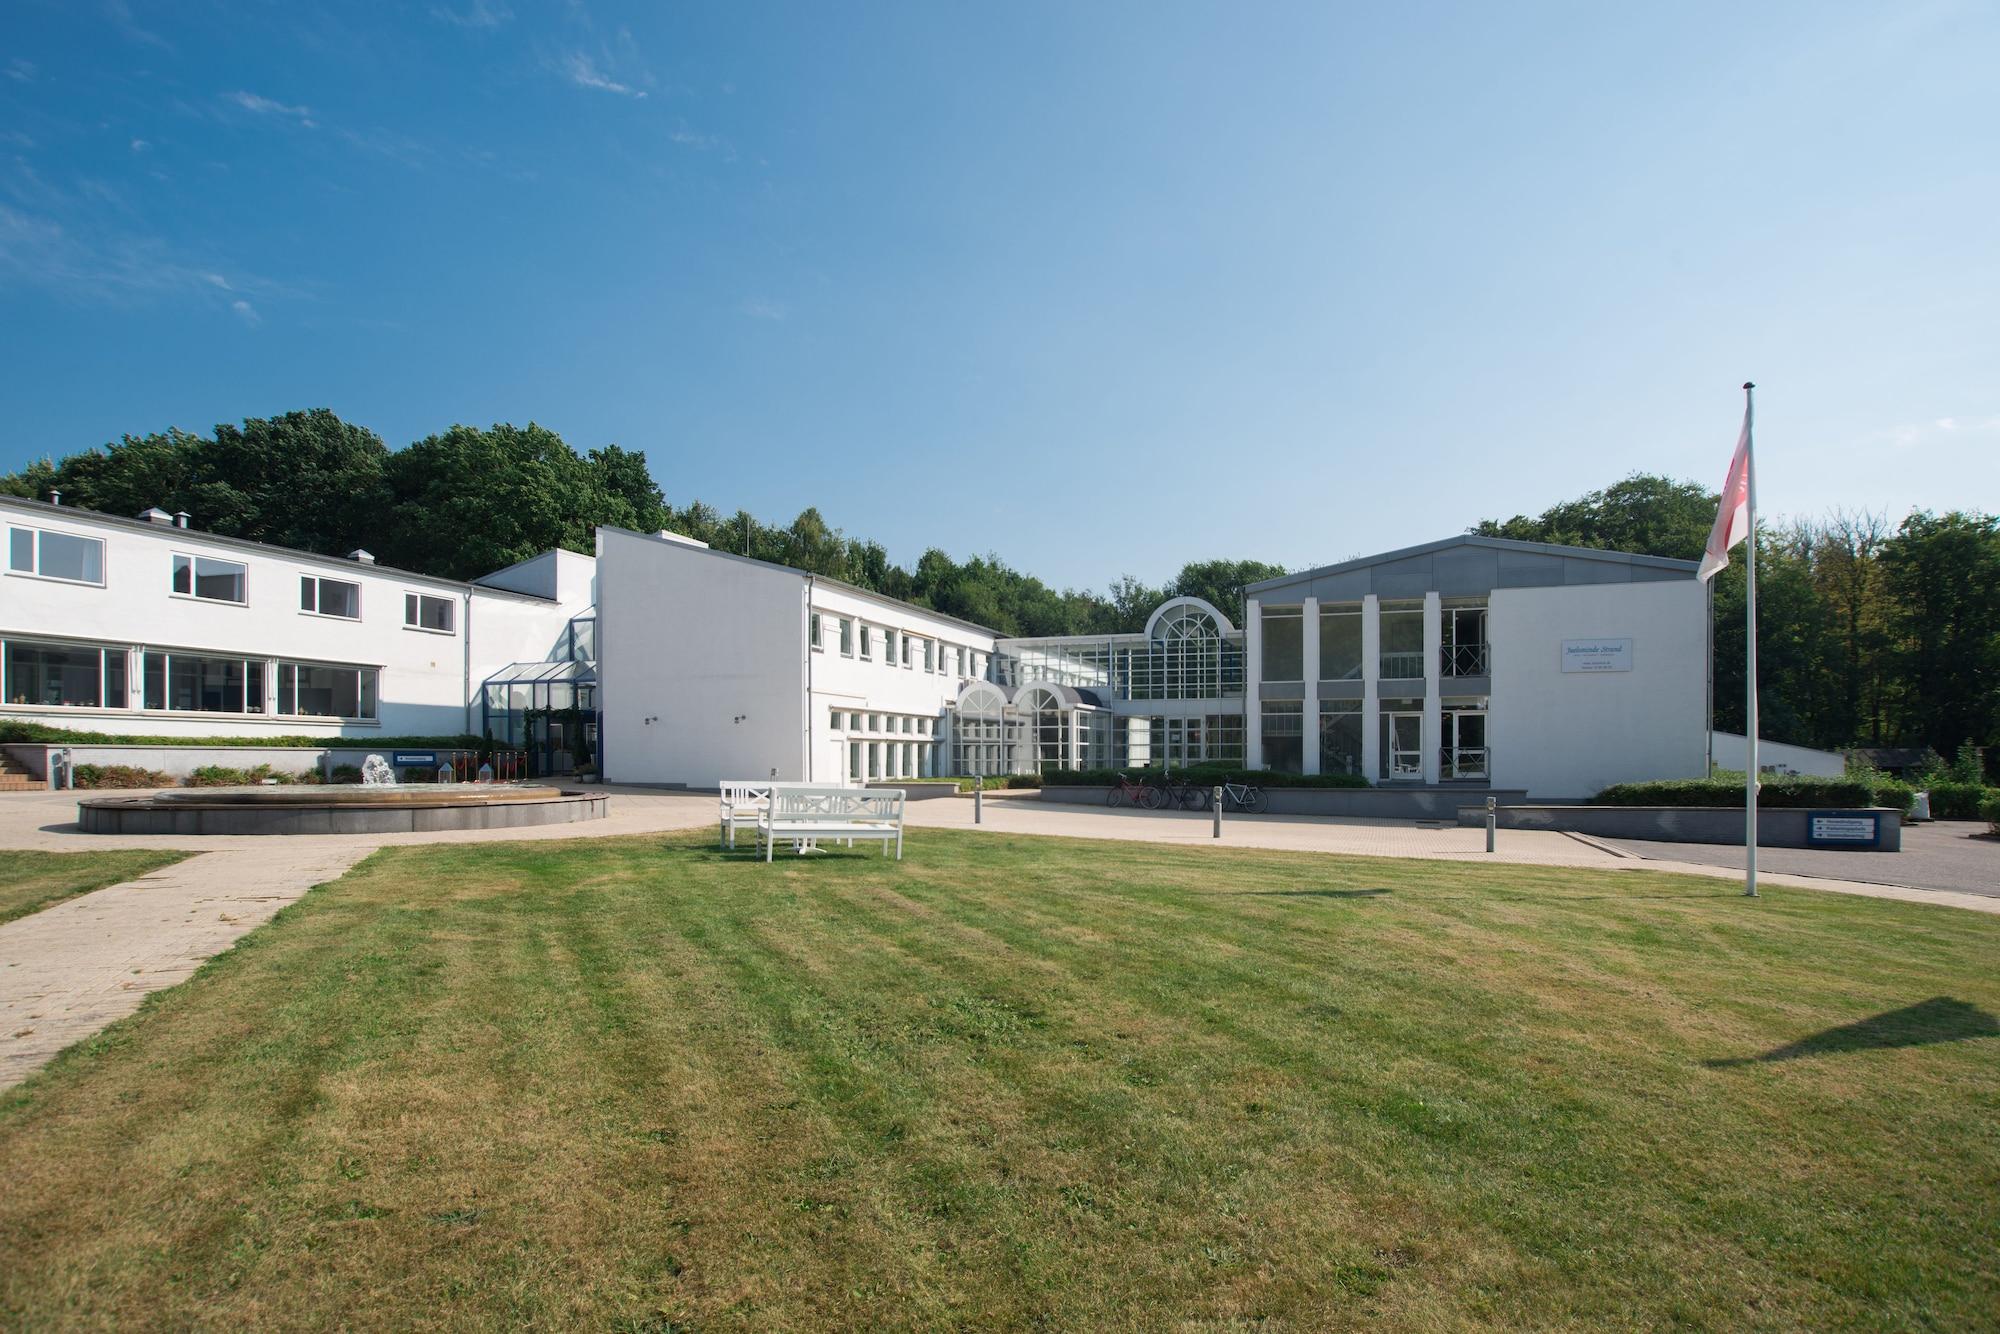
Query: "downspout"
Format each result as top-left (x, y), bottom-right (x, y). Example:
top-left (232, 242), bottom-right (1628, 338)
top-left (804, 575), bottom-right (816, 782)
top-left (1704, 575), bottom-right (1714, 776)
top-left (463, 589), bottom-right (475, 741)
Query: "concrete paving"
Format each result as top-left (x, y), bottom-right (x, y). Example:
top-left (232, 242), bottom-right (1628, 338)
top-left (1605, 820), bottom-right (2000, 897)
top-left (2, 784), bottom-right (1993, 1092)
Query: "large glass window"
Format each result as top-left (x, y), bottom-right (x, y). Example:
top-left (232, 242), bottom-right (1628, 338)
top-left (1380, 603), bottom-right (1425, 679)
top-left (1319, 605), bottom-right (1363, 681)
top-left (3, 640), bottom-right (123, 708)
top-left (1443, 604), bottom-right (1489, 676)
top-left (1319, 701), bottom-right (1364, 777)
top-left (8, 526), bottom-right (105, 584)
top-left (300, 575), bottom-right (361, 619)
top-left (1261, 700), bottom-right (1304, 772)
top-left (404, 592), bottom-right (456, 634)
top-left (278, 661), bottom-right (378, 719)
top-left (173, 553), bottom-right (246, 603)
top-left (1261, 608), bottom-right (1304, 682)
top-left (157, 652), bottom-right (250, 713)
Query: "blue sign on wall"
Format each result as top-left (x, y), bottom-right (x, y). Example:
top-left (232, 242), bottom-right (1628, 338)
top-left (1806, 810), bottom-right (1881, 849)
top-left (391, 751), bottom-right (439, 767)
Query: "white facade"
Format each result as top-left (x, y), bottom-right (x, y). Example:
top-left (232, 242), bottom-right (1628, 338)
top-left (1, 496), bottom-right (587, 740)
top-left (594, 527), bottom-right (993, 787)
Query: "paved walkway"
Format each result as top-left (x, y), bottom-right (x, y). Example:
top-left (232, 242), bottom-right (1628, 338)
top-left (0, 844), bottom-right (368, 1090)
top-left (2, 785), bottom-right (1993, 1092)
top-left (1606, 820), bottom-right (1999, 898)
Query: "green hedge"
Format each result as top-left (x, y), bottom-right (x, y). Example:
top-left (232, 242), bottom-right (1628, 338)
top-left (1596, 775), bottom-right (1915, 814)
top-left (1921, 782), bottom-right (2000, 821)
top-left (1, 721), bottom-right (483, 750)
top-left (71, 763), bottom-right (175, 789)
top-left (1042, 766), bottom-right (1371, 790)
top-left (1983, 793), bottom-right (2000, 836)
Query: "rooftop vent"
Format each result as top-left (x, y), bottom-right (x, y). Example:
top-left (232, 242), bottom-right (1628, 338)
top-left (139, 507), bottom-right (174, 525)
top-left (173, 511), bottom-right (191, 529)
top-left (656, 529), bottom-right (710, 550)
top-left (346, 548), bottom-right (376, 565)
top-left (48, 489), bottom-right (61, 506)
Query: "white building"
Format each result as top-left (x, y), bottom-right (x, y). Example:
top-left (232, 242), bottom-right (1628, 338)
top-left (1, 495), bottom-right (593, 754)
top-left (5, 494), bottom-right (1710, 800)
top-left (594, 526), bottom-right (994, 787)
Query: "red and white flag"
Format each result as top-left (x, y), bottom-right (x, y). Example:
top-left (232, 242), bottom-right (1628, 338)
top-left (1697, 406), bottom-right (1753, 582)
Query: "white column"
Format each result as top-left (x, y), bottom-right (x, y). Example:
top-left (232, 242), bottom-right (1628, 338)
top-left (1243, 598), bottom-right (1263, 769)
top-left (1422, 591), bottom-right (1443, 784)
top-left (1360, 594), bottom-right (1381, 782)
top-left (1301, 595), bottom-right (1321, 775)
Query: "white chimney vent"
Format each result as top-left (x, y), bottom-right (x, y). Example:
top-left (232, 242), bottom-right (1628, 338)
top-left (346, 548), bottom-right (377, 565)
top-left (139, 507), bottom-right (174, 525)
top-left (656, 529), bottom-right (710, 549)
top-left (173, 510), bottom-right (191, 529)
top-left (48, 489), bottom-right (61, 506)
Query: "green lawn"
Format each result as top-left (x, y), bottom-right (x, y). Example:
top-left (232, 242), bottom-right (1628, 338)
top-left (0, 849), bottom-right (189, 927)
top-left (2, 830), bottom-right (1996, 1330)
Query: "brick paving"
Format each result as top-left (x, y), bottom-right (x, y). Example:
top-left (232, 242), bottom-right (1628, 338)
top-left (1, 783), bottom-right (1992, 1092)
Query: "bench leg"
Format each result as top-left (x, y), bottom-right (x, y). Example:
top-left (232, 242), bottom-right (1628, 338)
top-left (896, 827), bottom-right (903, 861)
top-left (764, 828), bottom-right (773, 862)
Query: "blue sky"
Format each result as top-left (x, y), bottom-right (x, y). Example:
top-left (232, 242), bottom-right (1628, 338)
top-left (3, 1), bottom-right (1996, 589)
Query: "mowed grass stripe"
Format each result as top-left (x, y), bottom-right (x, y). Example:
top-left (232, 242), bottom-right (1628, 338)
top-left (0, 849), bottom-right (190, 926)
top-left (1, 828), bottom-right (1996, 1330)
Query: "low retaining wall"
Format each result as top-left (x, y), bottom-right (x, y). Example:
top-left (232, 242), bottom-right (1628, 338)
top-left (78, 789), bottom-right (607, 836)
top-left (867, 781), bottom-right (959, 801)
top-left (5, 743), bottom-right (484, 785)
top-left (1456, 804), bottom-right (1903, 851)
top-left (1041, 785), bottom-right (1529, 820)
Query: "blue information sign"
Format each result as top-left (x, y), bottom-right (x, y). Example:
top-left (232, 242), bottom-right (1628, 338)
top-left (392, 751), bottom-right (439, 767)
top-left (1805, 811), bottom-right (1880, 849)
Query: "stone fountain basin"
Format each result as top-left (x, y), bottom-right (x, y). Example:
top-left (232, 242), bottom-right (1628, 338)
top-left (78, 783), bottom-right (608, 835)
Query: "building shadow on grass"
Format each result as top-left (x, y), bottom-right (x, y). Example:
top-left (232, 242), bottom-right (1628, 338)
top-left (1705, 996), bottom-right (1999, 1068)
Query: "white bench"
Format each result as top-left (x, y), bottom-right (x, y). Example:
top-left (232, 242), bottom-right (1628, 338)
top-left (758, 786), bottom-right (905, 862)
top-left (720, 781), bottom-right (794, 849)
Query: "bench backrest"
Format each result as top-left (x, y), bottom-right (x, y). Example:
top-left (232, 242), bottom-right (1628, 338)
top-left (720, 781), bottom-right (775, 808)
top-left (769, 786), bottom-right (904, 823)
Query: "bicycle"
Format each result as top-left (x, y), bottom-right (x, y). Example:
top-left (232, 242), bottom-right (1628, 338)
top-left (1152, 774), bottom-right (1211, 811)
top-left (1216, 780), bottom-right (1266, 813)
top-left (1107, 774), bottom-right (1162, 810)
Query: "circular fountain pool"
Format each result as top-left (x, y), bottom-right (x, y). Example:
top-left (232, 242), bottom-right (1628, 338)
top-left (78, 783), bottom-right (607, 836)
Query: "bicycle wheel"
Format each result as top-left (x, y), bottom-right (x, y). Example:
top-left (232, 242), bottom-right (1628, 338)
top-left (1139, 785), bottom-right (1164, 811)
top-left (1180, 785), bottom-right (1210, 811)
top-left (1108, 786), bottom-right (1127, 809)
top-left (1240, 786), bottom-right (1267, 814)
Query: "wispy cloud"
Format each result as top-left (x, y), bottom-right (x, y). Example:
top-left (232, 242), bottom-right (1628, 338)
top-left (104, 0), bottom-right (172, 52)
top-left (1881, 415), bottom-right (2000, 451)
top-left (230, 298), bottom-right (260, 326)
top-left (557, 51), bottom-right (646, 98)
top-left (432, 0), bottom-right (511, 27)
top-left (225, 91), bottom-right (318, 129)
top-left (0, 201), bottom-right (281, 311)
top-left (5, 58), bottom-right (35, 82)
top-left (740, 297), bottom-right (788, 322)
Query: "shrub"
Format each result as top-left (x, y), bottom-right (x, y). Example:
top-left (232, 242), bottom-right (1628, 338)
top-left (1925, 782), bottom-right (2000, 821)
top-left (1597, 775), bottom-right (1915, 814)
top-left (71, 763), bottom-right (175, 789)
top-left (1983, 792), bottom-right (2000, 836)
top-left (329, 765), bottom-right (363, 785)
top-left (1003, 774), bottom-right (1043, 789)
top-left (0, 721), bottom-right (482, 750)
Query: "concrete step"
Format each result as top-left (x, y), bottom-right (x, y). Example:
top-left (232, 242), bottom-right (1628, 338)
top-left (0, 775), bottom-right (39, 791)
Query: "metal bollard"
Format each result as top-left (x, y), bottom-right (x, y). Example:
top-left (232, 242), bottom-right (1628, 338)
top-left (1213, 785), bottom-right (1223, 839)
top-left (974, 782), bottom-right (983, 825)
top-left (1485, 795), bottom-right (1497, 853)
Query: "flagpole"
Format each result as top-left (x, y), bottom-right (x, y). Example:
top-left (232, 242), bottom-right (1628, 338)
top-left (1742, 382), bottom-right (1758, 898)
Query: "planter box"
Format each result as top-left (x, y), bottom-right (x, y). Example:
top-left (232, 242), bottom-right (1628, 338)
top-left (1456, 804), bottom-right (1903, 851)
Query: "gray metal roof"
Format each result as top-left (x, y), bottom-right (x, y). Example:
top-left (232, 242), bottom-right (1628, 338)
top-left (1245, 534), bottom-right (1698, 601)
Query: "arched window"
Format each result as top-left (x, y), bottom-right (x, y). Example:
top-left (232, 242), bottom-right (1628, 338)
top-left (1147, 598), bottom-right (1230, 699)
top-left (1017, 685), bottom-right (1071, 773)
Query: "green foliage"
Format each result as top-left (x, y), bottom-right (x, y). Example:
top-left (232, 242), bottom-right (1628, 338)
top-left (1920, 783), bottom-right (1998, 822)
top-left (1473, 473), bottom-right (1718, 562)
top-left (0, 722), bottom-right (482, 749)
top-left (71, 764), bottom-right (175, 789)
top-left (185, 764), bottom-right (308, 787)
top-left (1595, 776), bottom-right (1913, 814)
top-left (1981, 792), bottom-right (2000, 835)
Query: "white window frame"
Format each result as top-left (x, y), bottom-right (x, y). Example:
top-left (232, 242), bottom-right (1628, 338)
top-left (839, 618), bottom-right (854, 657)
top-left (171, 551), bottom-right (248, 606)
top-left (6, 525), bottom-right (107, 587)
top-left (300, 573), bottom-right (363, 621)
top-left (860, 626), bottom-right (874, 660)
top-left (810, 612), bottom-right (824, 652)
top-left (404, 591), bottom-right (458, 636)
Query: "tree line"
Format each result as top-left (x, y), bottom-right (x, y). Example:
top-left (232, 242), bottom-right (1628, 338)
top-left (7, 413), bottom-right (1993, 758)
top-left (0, 409), bottom-right (1281, 639)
